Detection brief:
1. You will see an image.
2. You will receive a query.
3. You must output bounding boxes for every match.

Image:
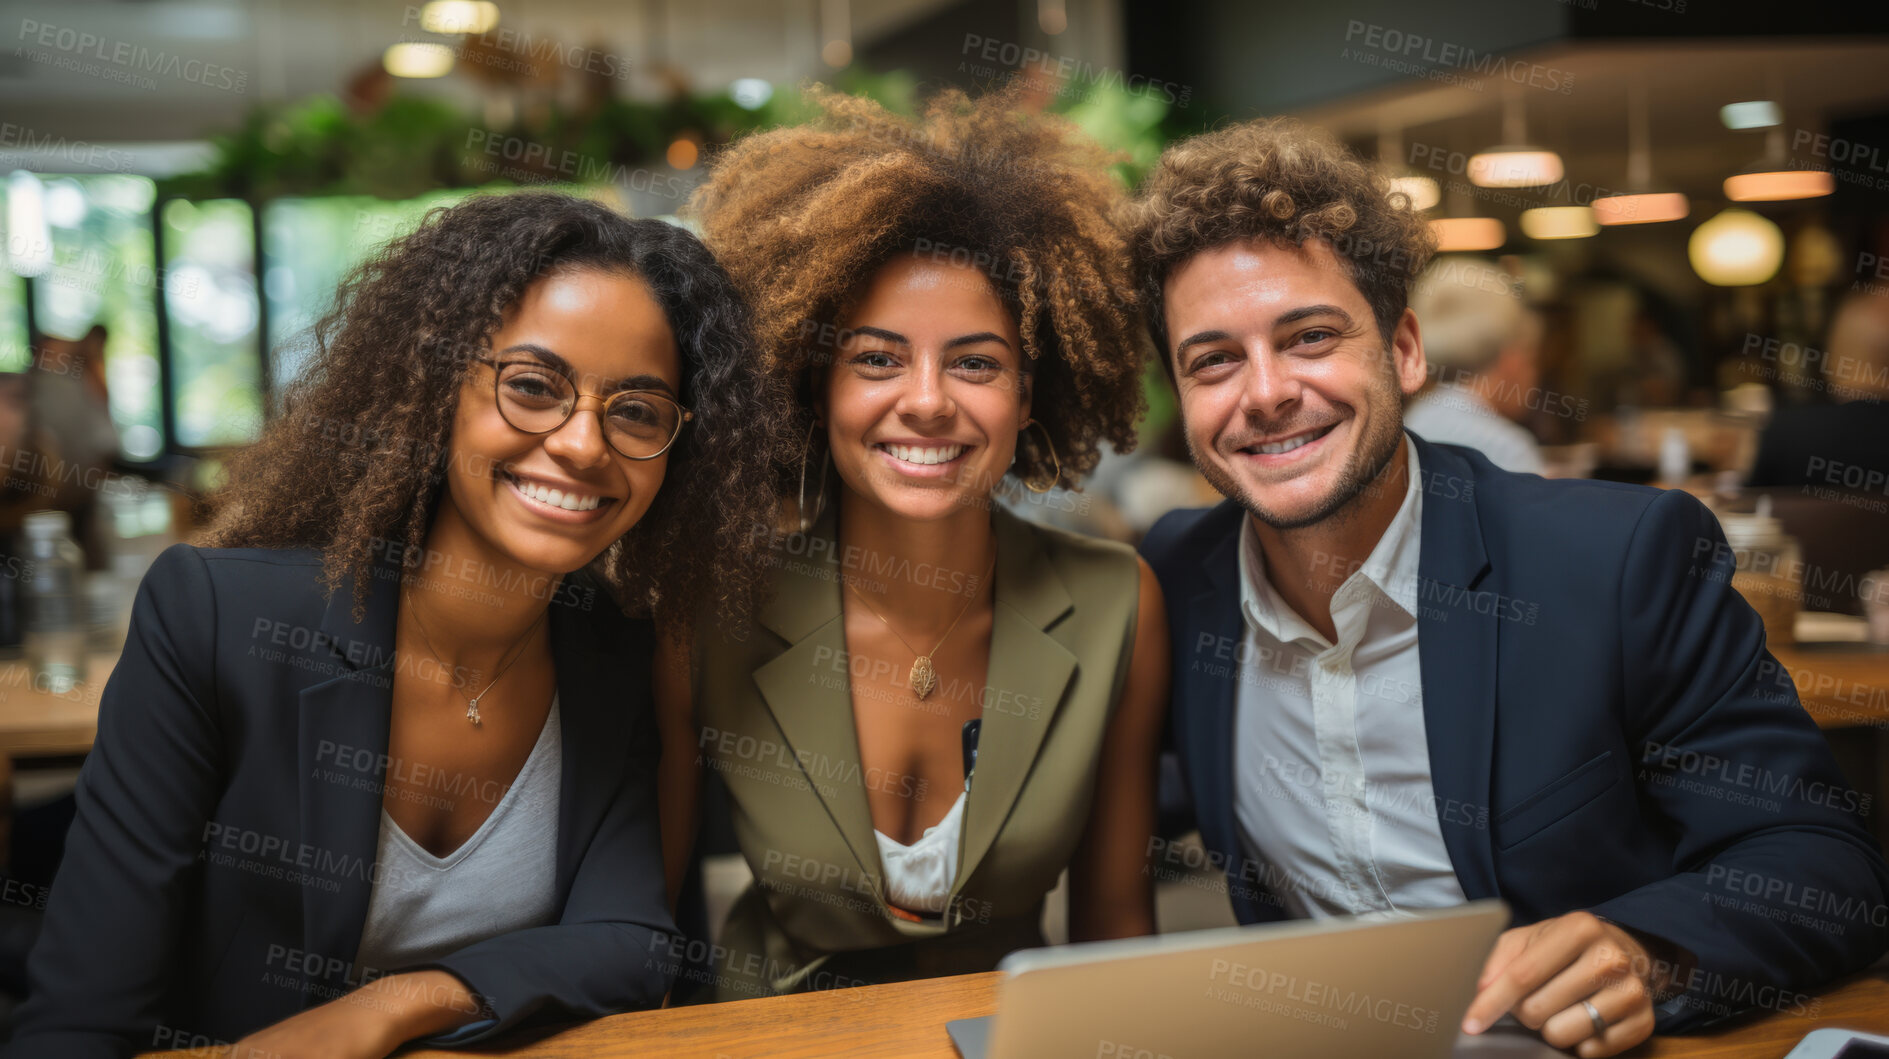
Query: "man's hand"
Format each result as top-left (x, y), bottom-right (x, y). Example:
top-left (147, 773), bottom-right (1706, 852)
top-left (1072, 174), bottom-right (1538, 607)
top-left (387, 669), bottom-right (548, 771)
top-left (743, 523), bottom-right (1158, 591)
top-left (1462, 911), bottom-right (1659, 1058)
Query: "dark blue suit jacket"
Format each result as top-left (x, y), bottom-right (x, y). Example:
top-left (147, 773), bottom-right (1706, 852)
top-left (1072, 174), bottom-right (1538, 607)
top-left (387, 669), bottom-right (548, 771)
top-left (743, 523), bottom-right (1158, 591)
top-left (1142, 434), bottom-right (1889, 1031)
top-left (6, 545), bottom-right (675, 1057)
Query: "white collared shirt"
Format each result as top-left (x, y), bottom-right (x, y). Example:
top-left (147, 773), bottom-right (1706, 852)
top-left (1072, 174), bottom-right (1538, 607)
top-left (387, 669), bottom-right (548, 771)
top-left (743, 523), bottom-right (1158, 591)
top-left (1232, 441), bottom-right (1468, 918)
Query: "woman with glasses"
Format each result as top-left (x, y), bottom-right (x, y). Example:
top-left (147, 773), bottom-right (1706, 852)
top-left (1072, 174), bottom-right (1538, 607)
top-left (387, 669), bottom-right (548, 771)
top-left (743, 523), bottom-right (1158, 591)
top-left (6, 193), bottom-right (791, 1057)
top-left (681, 87), bottom-right (1170, 1001)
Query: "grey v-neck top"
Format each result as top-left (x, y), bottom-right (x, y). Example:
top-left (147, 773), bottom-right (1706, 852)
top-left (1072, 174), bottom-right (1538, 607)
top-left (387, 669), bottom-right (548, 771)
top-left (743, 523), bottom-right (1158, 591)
top-left (355, 698), bottom-right (563, 976)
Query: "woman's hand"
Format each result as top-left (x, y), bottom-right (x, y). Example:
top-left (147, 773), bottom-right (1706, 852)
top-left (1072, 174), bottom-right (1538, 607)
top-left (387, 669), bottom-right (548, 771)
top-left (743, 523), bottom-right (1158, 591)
top-left (230, 970), bottom-right (485, 1059)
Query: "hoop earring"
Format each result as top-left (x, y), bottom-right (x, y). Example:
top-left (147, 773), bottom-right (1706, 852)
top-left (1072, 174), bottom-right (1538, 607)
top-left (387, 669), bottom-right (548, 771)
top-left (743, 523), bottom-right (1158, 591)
top-left (797, 418), bottom-right (830, 532)
top-left (1019, 419), bottom-right (1061, 494)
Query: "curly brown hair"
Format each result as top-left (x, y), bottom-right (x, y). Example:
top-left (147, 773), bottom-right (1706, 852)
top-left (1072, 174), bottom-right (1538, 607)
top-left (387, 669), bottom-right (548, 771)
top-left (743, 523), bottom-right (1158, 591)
top-left (685, 85), bottom-right (1146, 492)
top-left (1126, 117), bottom-right (1436, 370)
top-left (200, 192), bottom-right (794, 631)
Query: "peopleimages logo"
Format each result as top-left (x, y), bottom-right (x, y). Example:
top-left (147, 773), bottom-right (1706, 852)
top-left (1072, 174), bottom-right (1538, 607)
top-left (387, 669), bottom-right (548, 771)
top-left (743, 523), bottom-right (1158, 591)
top-left (16, 18), bottom-right (249, 92)
top-left (1206, 958), bottom-right (1441, 1033)
top-left (1342, 21), bottom-right (1575, 94)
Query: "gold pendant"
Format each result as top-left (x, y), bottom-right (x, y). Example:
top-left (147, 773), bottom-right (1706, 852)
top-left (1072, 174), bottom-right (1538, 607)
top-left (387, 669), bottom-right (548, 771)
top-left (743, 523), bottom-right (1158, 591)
top-left (909, 656), bottom-right (938, 700)
top-left (466, 698), bottom-right (482, 726)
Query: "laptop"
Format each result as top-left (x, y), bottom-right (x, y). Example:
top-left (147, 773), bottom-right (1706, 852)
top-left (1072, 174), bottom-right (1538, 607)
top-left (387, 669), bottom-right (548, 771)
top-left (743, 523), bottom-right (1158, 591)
top-left (948, 900), bottom-right (1563, 1058)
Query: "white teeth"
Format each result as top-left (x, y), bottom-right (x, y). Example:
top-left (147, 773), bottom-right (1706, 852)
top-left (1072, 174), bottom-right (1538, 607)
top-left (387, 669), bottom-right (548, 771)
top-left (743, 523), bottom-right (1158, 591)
top-left (882, 444), bottom-right (965, 466)
top-left (1255, 431), bottom-right (1321, 455)
top-left (511, 475), bottom-right (603, 511)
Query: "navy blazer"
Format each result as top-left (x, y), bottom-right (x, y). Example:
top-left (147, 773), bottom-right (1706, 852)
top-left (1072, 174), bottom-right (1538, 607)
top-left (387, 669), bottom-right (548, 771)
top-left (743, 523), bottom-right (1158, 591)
top-left (6, 545), bottom-right (675, 1057)
top-left (1142, 434), bottom-right (1889, 1031)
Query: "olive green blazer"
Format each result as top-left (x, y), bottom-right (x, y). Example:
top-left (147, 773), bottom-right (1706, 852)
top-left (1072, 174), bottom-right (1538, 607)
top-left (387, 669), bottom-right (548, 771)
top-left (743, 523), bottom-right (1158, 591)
top-left (694, 503), bottom-right (1141, 1001)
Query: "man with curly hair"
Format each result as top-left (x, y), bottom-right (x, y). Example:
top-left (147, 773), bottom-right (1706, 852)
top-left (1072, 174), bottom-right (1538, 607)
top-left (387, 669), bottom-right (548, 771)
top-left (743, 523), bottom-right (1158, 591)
top-left (1131, 118), bottom-right (1888, 1056)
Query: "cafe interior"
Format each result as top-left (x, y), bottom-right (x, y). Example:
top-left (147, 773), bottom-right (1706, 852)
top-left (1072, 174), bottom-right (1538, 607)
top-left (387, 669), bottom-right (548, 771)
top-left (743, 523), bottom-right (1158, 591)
top-left (1, 0), bottom-right (1887, 1053)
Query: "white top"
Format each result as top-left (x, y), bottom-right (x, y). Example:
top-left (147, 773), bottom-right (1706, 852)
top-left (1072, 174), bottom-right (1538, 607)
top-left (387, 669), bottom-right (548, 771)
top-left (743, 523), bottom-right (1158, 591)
top-left (1404, 387), bottom-right (1545, 475)
top-left (1232, 442), bottom-right (1469, 918)
top-left (354, 698), bottom-right (563, 975)
top-left (873, 789), bottom-right (968, 915)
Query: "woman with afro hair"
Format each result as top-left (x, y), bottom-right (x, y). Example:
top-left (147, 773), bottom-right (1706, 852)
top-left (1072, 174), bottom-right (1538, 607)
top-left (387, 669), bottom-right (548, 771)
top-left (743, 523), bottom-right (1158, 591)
top-left (685, 86), bottom-right (1170, 1001)
top-left (8, 192), bottom-right (794, 1056)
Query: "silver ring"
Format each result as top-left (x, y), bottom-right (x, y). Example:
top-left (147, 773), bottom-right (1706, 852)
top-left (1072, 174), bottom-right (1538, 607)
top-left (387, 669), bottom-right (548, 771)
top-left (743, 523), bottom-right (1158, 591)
top-left (1581, 999), bottom-right (1607, 1037)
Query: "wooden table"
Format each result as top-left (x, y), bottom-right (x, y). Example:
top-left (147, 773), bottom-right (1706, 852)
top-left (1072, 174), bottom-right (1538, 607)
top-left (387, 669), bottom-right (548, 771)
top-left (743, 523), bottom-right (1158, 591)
top-left (3, 645), bottom-right (1879, 756)
top-left (317, 971), bottom-right (1889, 1058)
top-left (1771, 644), bottom-right (1889, 731)
top-left (0, 653), bottom-right (113, 758)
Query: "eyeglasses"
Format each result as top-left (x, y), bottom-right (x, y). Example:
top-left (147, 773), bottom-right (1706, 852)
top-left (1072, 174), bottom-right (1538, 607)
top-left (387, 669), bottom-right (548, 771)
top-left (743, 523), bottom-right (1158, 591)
top-left (479, 356), bottom-right (692, 460)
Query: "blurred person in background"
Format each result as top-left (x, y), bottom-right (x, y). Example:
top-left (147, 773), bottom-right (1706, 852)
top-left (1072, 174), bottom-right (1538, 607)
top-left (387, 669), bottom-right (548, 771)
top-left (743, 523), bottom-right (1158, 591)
top-left (1748, 287), bottom-right (1889, 489)
top-left (25, 325), bottom-right (118, 566)
top-left (5, 194), bottom-right (792, 1058)
top-left (1403, 257), bottom-right (1546, 475)
top-left (31, 324), bottom-right (117, 477)
top-left (684, 86), bottom-right (1168, 1001)
top-left (0, 372), bottom-right (53, 526)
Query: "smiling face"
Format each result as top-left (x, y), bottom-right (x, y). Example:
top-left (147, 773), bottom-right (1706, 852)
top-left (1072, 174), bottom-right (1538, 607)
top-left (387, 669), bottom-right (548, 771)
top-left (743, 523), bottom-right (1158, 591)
top-left (435, 266), bottom-right (683, 579)
top-left (1163, 237), bottom-right (1426, 530)
top-left (817, 253), bottom-right (1030, 523)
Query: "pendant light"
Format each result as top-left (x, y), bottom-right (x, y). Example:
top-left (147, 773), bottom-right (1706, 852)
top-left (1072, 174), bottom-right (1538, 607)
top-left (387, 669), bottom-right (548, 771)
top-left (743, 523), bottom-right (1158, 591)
top-left (1594, 85), bottom-right (1689, 225)
top-left (1724, 126), bottom-right (1835, 202)
top-left (419, 1), bottom-right (499, 34)
top-left (1689, 208), bottom-right (1785, 286)
top-left (1430, 179), bottom-right (1503, 252)
top-left (1378, 125), bottom-right (1440, 212)
top-left (821, 0), bottom-right (852, 67)
top-left (1519, 206), bottom-right (1598, 240)
top-left (1724, 83), bottom-right (1832, 202)
top-left (1469, 94), bottom-right (1563, 189)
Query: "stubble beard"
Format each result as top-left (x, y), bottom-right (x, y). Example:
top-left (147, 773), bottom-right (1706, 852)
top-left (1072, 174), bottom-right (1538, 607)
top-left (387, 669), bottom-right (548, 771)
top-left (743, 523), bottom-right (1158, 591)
top-left (1187, 365), bottom-right (1405, 532)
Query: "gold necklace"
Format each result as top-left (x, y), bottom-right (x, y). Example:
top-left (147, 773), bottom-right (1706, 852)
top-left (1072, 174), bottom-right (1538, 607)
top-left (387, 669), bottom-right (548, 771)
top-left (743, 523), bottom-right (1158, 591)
top-left (403, 587), bottom-right (547, 726)
top-left (845, 551), bottom-right (997, 700)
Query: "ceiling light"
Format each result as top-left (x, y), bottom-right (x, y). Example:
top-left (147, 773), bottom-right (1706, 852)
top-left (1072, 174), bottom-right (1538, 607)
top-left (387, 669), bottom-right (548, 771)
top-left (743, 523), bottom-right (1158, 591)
top-left (420, 1), bottom-right (499, 35)
top-left (1724, 168), bottom-right (1834, 202)
top-left (383, 42), bottom-right (454, 78)
top-left (730, 78), bottom-right (774, 110)
top-left (1593, 193), bottom-right (1689, 225)
top-left (1721, 120), bottom-right (1834, 202)
top-left (1388, 175), bottom-right (1440, 212)
top-left (5, 171), bottom-right (51, 278)
top-left (1431, 217), bottom-right (1505, 253)
top-left (1719, 101), bottom-right (1782, 130)
top-left (1376, 126), bottom-right (1439, 212)
top-left (1688, 208), bottom-right (1784, 287)
top-left (1469, 95), bottom-right (1562, 188)
top-left (1594, 86), bottom-right (1688, 226)
top-left (821, 0), bottom-right (851, 68)
top-left (1520, 206), bottom-right (1598, 240)
top-left (667, 138), bottom-right (700, 170)
top-left (1039, 0), bottom-right (1068, 34)
top-left (1468, 149), bottom-right (1563, 188)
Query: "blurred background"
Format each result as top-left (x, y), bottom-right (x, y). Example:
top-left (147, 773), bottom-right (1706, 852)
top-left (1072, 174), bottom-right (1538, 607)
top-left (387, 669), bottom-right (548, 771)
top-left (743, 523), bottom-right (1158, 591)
top-left (2, 0), bottom-right (1887, 561)
top-left (1, 0), bottom-right (1888, 989)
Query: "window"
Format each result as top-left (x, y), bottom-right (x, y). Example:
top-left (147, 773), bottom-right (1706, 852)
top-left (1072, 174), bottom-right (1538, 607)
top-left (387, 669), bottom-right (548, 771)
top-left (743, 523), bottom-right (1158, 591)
top-left (22, 173), bottom-right (165, 460)
top-left (262, 190), bottom-right (472, 386)
top-left (160, 197), bottom-right (262, 449)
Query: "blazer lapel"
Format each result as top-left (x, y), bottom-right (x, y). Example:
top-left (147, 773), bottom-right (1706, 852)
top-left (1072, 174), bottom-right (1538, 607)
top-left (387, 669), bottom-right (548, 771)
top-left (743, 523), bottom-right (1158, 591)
top-left (750, 508), bottom-right (881, 889)
top-left (1189, 505), bottom-right (1246, 886)
top-left (1410, 435), bottom-right (1500, 900)
top-left (296, 566), bottom-right (398, 998)
top-left (953, 509), bottom-right (1078, 902)
top-left (546, 586), bottom-right (642, 896)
